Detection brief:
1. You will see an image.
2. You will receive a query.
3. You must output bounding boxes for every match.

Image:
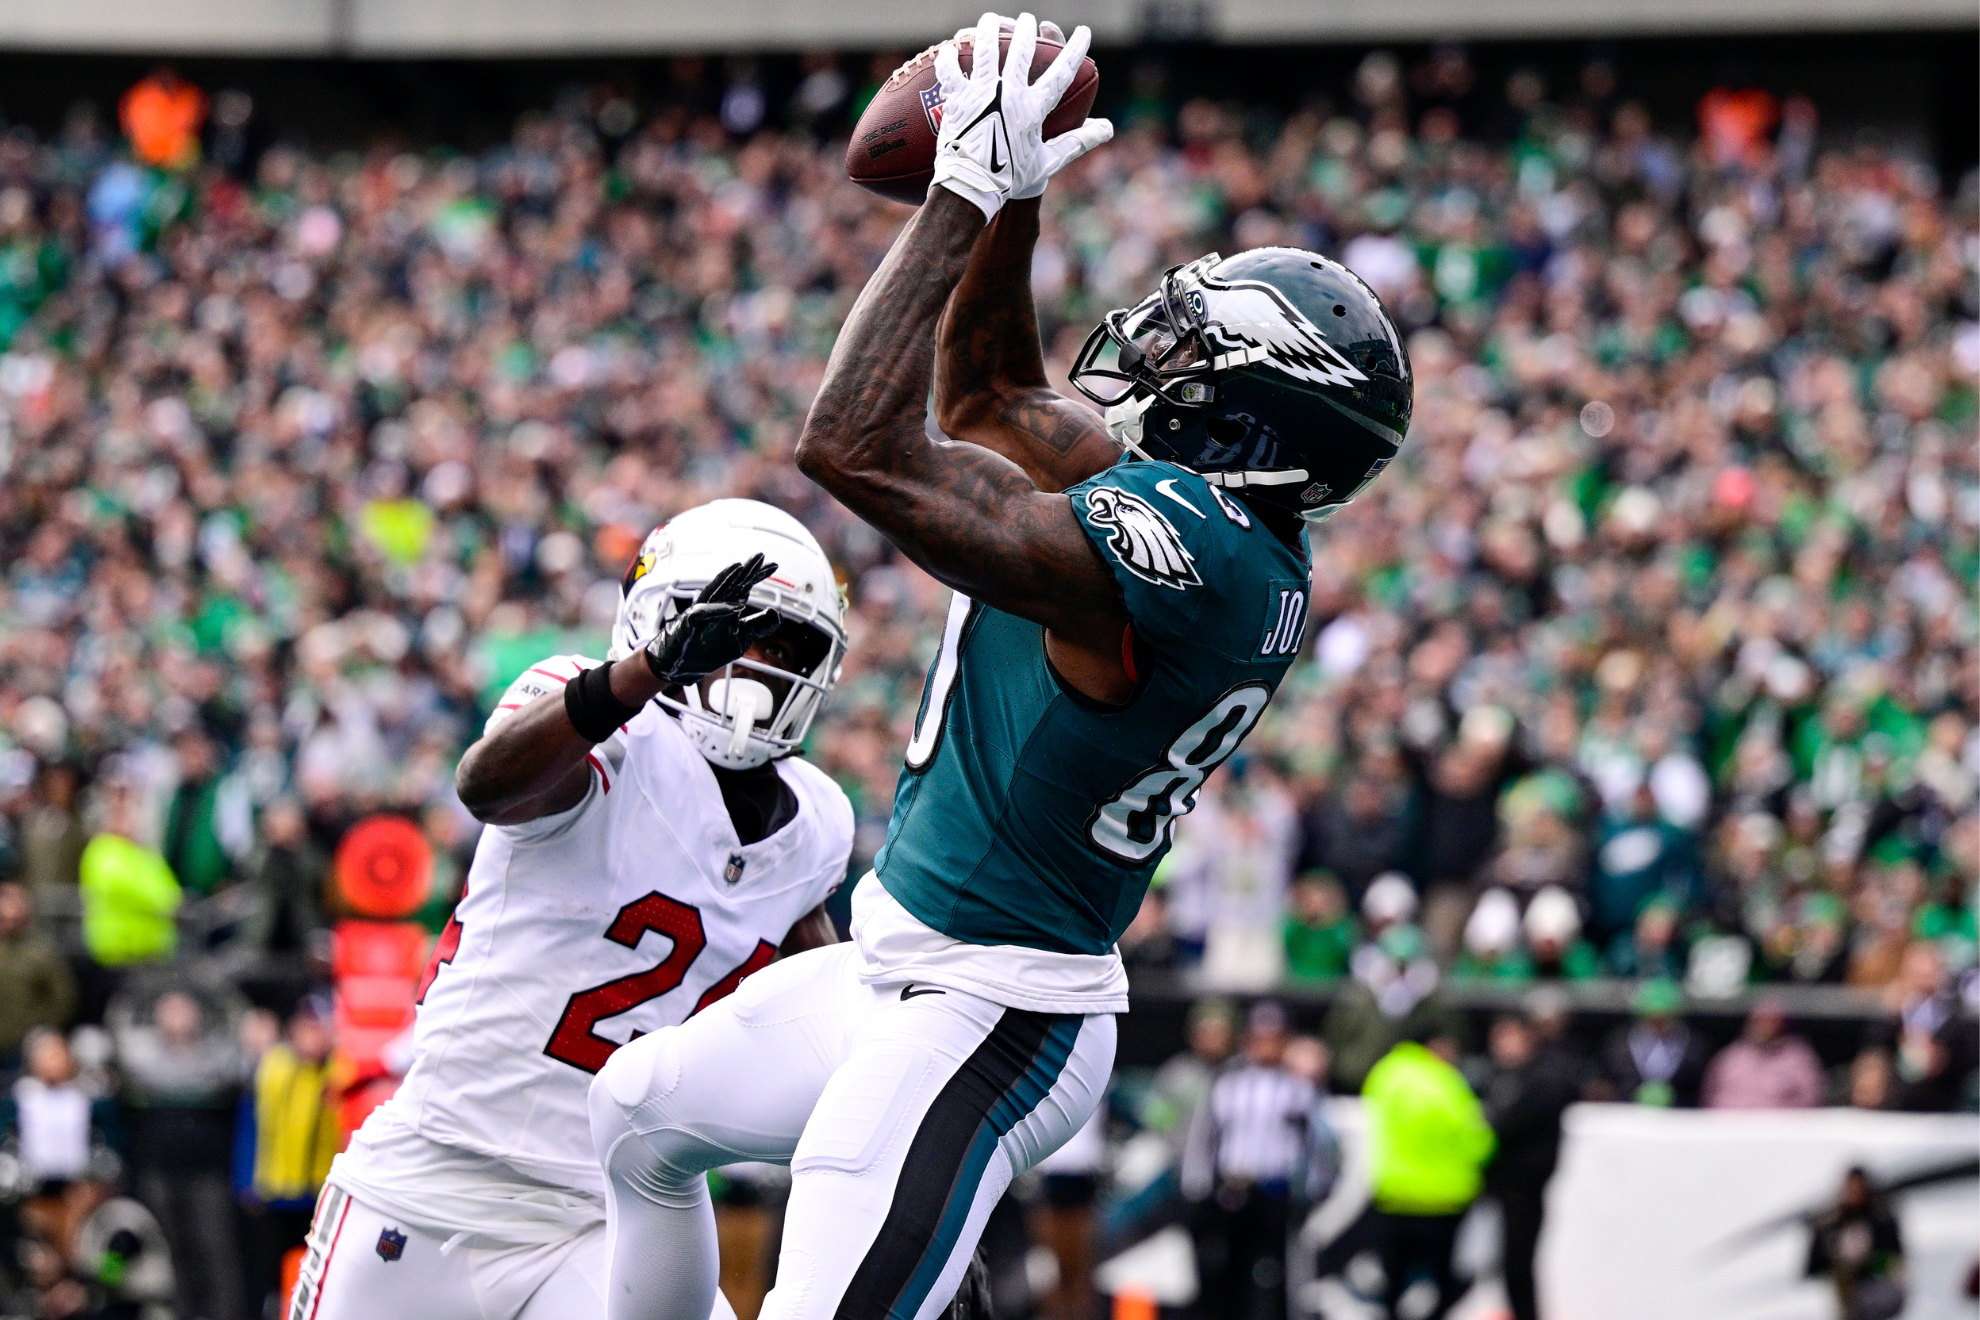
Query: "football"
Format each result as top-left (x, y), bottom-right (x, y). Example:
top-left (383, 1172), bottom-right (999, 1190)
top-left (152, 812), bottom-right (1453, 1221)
top-left (845, 31), bottom-right (1101, 205)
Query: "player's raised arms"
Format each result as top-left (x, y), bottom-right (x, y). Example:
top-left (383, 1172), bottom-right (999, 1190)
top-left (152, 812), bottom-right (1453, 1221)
top-left (933, 197), bottom-right (1122, 494)
top-left (797, 189), bottom-right (1124, 649)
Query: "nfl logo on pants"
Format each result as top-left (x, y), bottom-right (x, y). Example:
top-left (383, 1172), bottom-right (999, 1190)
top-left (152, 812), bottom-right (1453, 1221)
top-left (376, 1227), bottom-right (407, 1262)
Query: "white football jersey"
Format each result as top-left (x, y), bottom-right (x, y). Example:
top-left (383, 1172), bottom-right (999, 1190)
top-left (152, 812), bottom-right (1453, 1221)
top-left (335, 655), bottom-right (853, 1209)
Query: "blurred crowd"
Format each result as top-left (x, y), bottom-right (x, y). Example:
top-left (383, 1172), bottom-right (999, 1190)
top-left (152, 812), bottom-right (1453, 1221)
top-left (0, 40), bottom-right (1972, 1320)
top-left (1133, 986), bottom-right (1950, 1320)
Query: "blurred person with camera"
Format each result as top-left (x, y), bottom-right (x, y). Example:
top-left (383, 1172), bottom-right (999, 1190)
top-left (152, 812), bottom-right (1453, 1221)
top-left (113, 987), bottom-right (247, 1320)
top-left (22, 1179), bottom-right (178, 1320)
top-left (1806, 1166), bottom-right (1905, 1320)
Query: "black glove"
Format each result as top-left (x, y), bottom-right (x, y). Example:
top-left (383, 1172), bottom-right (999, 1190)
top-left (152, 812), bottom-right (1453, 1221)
top-left (643, 553), bottom-right (781, 685)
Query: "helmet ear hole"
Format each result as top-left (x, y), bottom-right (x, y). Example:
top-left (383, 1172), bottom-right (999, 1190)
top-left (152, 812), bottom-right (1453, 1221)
top-left (1205, 417), bottom-right (1249, 446)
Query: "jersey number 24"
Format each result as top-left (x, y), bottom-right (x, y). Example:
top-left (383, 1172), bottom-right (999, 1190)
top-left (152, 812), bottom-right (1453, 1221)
top-left (416, 889), bottom-right (777, 1074)
top-left (543, 893), bottom-right (778, 1073)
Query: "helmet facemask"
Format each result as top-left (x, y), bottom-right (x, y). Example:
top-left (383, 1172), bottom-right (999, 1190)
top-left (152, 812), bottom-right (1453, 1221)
top-left (650, 581), bottom-right (842, 770)
top-left (1069, 257), bottom-right (1223, 412)
top-left (615, 564), bottom-right (846, 771)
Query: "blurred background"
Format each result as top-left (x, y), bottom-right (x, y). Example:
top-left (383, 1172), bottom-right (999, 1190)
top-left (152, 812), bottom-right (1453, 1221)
top-left (0, 1), bottom-right (1973, 1318)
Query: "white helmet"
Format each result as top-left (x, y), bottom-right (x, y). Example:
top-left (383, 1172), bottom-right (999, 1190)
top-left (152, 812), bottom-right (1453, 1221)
top-left (610, 499), bottom-right (847, 770)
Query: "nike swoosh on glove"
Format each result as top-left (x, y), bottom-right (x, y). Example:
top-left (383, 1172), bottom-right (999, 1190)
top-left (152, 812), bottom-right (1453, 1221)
top-left (999, 14), bottom-right (1113, 201)
top-left (643, 553), bottom-right (781, 685)
top-left (929, 10), bottom-right (1018, 220)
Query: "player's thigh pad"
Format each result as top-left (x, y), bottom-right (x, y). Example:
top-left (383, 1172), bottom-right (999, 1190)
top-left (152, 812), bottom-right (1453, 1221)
top-left (294, 1186), bottom-right (605, 1320)
top-left (766, 990), bottom-right (1115, 1320)
top-left (592, 942), bottom-right (870, 1180)
top-left (510, 1223), bottom-right (608, 1320)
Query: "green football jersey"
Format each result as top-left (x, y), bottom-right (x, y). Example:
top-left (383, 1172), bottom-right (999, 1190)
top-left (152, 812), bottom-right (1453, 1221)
top-left (873, 457), bottom-right (1311, 956)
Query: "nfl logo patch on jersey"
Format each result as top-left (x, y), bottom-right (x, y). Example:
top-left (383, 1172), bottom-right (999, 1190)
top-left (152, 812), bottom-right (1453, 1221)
top-left (724, 853), bottom-right (747, 885)
top-left (920, 85), bottom-right (945, 134)
top-left (376, 1226), bottom-right (407, 1262)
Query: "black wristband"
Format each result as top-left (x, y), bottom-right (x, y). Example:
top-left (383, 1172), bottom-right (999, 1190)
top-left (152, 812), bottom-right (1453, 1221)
top-left (563, 664), bottom-right (642, 743)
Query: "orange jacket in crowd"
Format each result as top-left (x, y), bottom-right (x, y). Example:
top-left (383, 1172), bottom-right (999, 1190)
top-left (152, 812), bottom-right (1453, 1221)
top-left (1697, 86), bottom-right (1779, 171)
top-left (120, 72), bottom-right (208, 170)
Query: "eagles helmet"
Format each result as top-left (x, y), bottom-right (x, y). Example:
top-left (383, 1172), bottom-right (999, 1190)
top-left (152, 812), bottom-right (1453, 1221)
top-left (1069, 248), bottom-right (1412, 523)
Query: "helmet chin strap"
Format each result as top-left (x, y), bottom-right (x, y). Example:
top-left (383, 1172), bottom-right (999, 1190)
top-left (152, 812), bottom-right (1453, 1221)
top-left (1198, 468), bottom-right (1310, 488)
top-left (1105, 393), bottom-right (1156, 452)
top-left (1106, 392), bottom-right (1310, 491)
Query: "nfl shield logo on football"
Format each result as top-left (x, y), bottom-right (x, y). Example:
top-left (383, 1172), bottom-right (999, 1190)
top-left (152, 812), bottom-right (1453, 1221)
top-left (376, 1226), bottom-right (407, 1262)
top-left (919, 86), bottom-right (945, 134)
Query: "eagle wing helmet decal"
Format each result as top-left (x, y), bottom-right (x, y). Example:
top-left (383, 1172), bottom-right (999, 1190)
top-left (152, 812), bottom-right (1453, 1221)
top-left (1084, 486), bottom-right (1202, 590)
top-left (1194, 274), bottom-right (1371, 392)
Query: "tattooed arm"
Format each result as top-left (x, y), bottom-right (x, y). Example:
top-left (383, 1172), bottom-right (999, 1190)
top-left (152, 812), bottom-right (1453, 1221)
top-left (934, 199), bottom-right (1121, 494)
top-left (796, 188), bottom-right (1132, 701)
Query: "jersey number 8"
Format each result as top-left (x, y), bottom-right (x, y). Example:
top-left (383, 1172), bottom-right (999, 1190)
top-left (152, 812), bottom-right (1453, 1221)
top-left (1086, 682), bottom-right (1271, 864)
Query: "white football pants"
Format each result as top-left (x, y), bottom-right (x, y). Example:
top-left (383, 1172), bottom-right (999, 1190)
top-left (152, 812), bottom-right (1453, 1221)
top-left (588, 942), bottom-right (1116, 1320)
top-left (291, 1183), bottom-right (744, 1320)
top-left (290, 1184), bottom-right (631, 1320)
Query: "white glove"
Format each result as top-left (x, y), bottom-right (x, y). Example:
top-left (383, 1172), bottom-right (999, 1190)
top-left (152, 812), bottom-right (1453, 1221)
top-left (1000, 14), bottom-right (1113, 200)
top-left (930, 11), bottom-right (1018, 220)
top-left (950, 18), bottom-right (1061, 41)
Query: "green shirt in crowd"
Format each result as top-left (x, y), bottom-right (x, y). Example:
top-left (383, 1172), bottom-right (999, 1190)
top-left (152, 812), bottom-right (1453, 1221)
top-left (163, 776), bottom-right (230, 896)
top-left (1284, 914), bottom-right (1358, 980)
